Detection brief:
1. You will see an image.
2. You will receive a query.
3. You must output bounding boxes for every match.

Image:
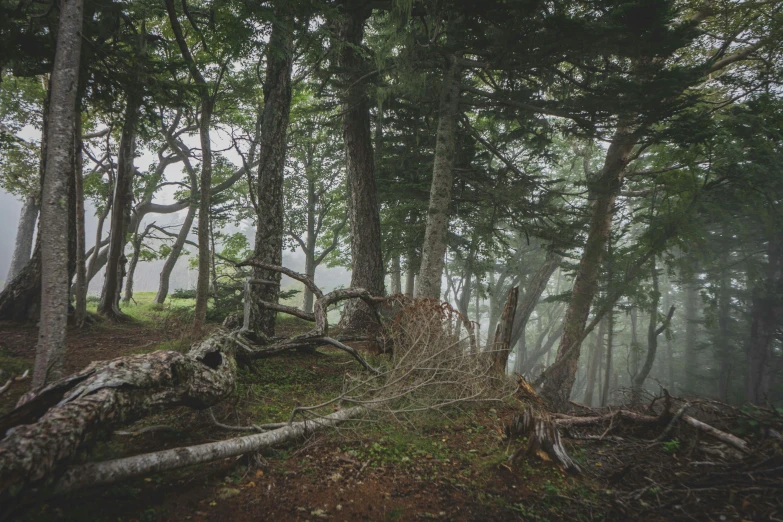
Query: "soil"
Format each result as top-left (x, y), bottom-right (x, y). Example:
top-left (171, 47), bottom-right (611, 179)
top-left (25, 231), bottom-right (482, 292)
top-left (1, 318), bottom-right (781, 522)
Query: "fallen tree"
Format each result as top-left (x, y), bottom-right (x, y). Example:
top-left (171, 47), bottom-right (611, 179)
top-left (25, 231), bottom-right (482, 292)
top-left (0, 260), bottom-right (388, 503)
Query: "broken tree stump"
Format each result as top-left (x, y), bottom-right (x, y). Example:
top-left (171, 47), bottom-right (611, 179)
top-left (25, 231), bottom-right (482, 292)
top-left (509, 405), bottom-right (581, 473)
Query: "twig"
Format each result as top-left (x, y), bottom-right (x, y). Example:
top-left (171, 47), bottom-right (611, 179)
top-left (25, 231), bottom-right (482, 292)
top-left (0, 370), bottom-right (30, 396)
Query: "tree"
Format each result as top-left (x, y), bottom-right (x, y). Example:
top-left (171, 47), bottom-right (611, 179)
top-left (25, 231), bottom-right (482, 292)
top-left (246, 4), bottom-right (294, 338)
top-left (32, 0), bottom-right (83, 387)
top-left (336, 1), bottom-right (385, 331)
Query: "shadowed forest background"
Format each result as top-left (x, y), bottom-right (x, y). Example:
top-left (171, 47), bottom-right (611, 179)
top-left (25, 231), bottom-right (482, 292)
top-left (0, 0), bottom-right (782, 520)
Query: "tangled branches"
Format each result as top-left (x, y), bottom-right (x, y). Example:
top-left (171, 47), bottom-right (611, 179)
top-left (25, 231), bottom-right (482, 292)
top-left (290, 298), bottom-right (515, 425)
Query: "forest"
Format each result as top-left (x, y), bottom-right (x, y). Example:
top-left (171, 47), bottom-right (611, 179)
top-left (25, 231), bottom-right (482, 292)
top-left (0, 0), bottom-right (782, 520)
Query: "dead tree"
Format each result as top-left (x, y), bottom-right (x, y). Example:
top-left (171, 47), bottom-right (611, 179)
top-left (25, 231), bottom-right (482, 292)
top-left (0, 261), bottom-right (385, 502)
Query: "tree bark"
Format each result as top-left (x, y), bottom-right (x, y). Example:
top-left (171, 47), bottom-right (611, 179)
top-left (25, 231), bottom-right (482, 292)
top-left (5, 195), bottom-right (39, 289)
top-left (0, 331), bottom-right (237, 502)
top-left (32, 0), bottom-right (83, 387)
top-left (246, 6), bottom-right (294, 337)
top-left (98, 92), bottom-right (140, 319)
top-left (405, 251), bottom-right (416, 297)
top-left (539, 126), bottom-right (635, 410)
top-left (338, 3), bottom-right (385, 331)
top-left (717, 248), bottom-right (732, 401)
top-left (416, 54), bottom-right (462, 300)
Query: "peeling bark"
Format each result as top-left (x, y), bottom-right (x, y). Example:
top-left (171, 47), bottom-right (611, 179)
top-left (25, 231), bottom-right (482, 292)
top-left (0, 332), bottom-right (237, 501)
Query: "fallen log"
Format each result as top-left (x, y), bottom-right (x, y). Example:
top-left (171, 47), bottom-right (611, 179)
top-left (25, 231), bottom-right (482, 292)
top-left (55, 406), bottom-right (364, 493)
top-left (0, 332), bottom-right (237, 500)
top-left (682, 414), bottom-right (749, 453)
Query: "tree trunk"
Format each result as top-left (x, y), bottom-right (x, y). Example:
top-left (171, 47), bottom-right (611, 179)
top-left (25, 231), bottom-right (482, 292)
top-left (98, 93), bottom-right (140, 319)
top-left (583, 319), bottom-right (605, 407)
top-left (246, 7), bottom-right (294, 337)
top-left (338, 3), bottom-right (385, 331)
top-left (390, 254), bottom-right (402, 295)
top-left (491, 287), bottom-right (519, 375)
top-left (683, 276), bottom-right (699, 391)
top-left (630, 306), bottom-right (639, 378)
top-left (32, 0), bottom-right (83, 387)
top-left (122, 222), bottom-right (146, 305)
top-left (55, 406), bottom-right (362, 495)
top-left (154, 204), bottom-right (197, 304)
top-left (745, 232), bottom-right (783, 404)
top-left (303, 176), bottom-right (317, 314)
top-left (193, 99), bottom-right (213, 330)
top-left (632, 259), bottom-right (676, 402)
top-left (73, 110), bottom-right (87, 325)
top-left (5, 195), bottom-right (39, 289)
top-left (405, 252), bottom-right (416, 297)
top-left (716, 248), bottom-right (732, 401)
top-left (600, 307), bottom-right (614, 407)
top-left (539, 126), bottom-right (635, 410)
top-left (509, 254), bottom-right (560, 347)
top-left (416, 54), bottom-right (462, 300)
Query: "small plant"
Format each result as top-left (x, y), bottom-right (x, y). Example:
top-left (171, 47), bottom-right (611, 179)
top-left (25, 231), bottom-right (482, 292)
top-left (662, 440), bottom-right (680, 454)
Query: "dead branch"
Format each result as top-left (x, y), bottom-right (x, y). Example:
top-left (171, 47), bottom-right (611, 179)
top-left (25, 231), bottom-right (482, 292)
top-left (682, 415), bottom-right (749, 453)
top-left (0, 370), bottom-right (29, 396)
top-left (55, 407), bottom-right (364, 494)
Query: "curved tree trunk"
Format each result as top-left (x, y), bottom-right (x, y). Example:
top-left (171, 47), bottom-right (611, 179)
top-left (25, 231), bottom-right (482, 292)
top-left (509, 254), bottom-right (560, 348)
top-left (539, 126), bottom-right (635, 410)
top-left (246, 6), bottom-right (294, 337)
top-left (337, 2), bottom-right (385, 332)
top-left (5, 195), bottom-right (39, 289)
top-left (154, 204), bottom-right (197, 304)
top-left (416, 54), bottom-right (462, 300)
top-left (33, 0), bottom-right (83, 387)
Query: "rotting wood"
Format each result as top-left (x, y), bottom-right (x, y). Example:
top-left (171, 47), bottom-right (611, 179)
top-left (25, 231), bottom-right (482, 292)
top-left (509, 406), bottom-right (581, 473)
top-left (0, 332), bottom-right (237, 501)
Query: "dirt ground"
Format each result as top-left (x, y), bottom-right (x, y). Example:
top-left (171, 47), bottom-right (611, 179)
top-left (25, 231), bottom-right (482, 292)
top-left (1, 318), bottom-right (781, 522)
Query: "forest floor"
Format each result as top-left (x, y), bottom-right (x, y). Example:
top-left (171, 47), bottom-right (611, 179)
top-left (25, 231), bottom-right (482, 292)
top-left (1, 294), bottom-right (781, 521)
